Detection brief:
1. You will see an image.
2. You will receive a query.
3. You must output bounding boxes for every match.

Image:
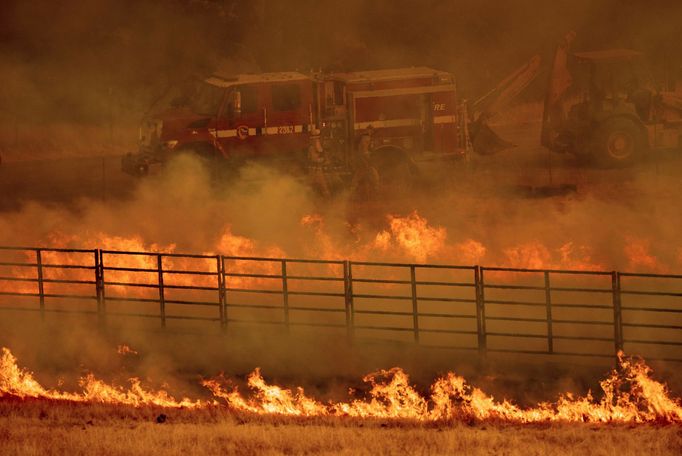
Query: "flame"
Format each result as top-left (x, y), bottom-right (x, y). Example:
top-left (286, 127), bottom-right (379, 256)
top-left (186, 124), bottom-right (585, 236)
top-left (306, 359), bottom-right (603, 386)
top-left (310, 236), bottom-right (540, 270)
top-left (447, 239), bottom-right (487, 265)
top-left (502, 241), bottom-right (604, 271)
top-left (213, 227), bottom-right (285, 259)
top-left (374, 211), bottom-right (447, 263)
top-left (299, 214), bottom-right (343, 260)
top-left (1, 211), bottom-right (678, 305)
top-left (624, 236), bottom-right (665, 273)
top-left (2, 347), bottom-right (680, 423)
top-left (203, 368), bottom-right (326, 417)
top-left (297, 211), bottom-right (603, 269)
top-left (0, 227), bottom-right (286, 296)
top-left (333, 368), bottom-right (429, 419)
top-left (0, 348), bottom-right (205, 408)
top-left (0, 211), bottom-right (675, 276)
top-left (206, 354), bottom-right (682, 423)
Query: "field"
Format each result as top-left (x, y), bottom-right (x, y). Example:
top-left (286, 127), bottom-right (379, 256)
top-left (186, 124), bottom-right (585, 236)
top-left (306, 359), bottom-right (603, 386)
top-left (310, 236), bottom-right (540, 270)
top-left (1, 399), bottom-right (680, 456)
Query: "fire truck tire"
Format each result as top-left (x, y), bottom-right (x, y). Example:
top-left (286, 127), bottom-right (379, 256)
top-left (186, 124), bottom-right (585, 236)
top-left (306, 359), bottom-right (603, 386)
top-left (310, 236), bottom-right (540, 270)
top-left (592, 117), bottom-right (645, 167)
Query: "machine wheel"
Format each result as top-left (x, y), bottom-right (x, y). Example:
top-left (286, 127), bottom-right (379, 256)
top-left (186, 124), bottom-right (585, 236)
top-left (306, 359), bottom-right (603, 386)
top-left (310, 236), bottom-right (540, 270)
top-left (592, 117), bottom-right (644, 166)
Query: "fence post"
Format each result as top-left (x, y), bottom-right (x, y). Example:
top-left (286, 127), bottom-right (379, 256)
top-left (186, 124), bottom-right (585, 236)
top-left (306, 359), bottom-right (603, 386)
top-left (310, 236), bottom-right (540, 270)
top-left (94, 249), bottom-right (104, 326)
top-left (343, 261), bottom-right (354, 341)
top-left (474, 266), bottom-right (487, 356)
top-left (99, 251), bottom-right (107, 322)
top-left (157, 254), bottom-right (166, 328)
top-left (217, 255), bottom-right (226, 332)
top-left (410, 265), bottom-right (420, 343)
top-left (544, 271), bottom-right (553, 354)
top-left (611, 271), bottom-right (624, 355)
top-left (35, 249), bottom-right (45, 320)
top-left (281, 259), bottom-right (290, 331)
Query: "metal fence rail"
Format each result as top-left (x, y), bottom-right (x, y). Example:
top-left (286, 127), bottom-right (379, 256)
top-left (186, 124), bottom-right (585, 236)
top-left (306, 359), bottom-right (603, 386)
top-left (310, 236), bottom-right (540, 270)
top-left (0, 246), bottom-right (680, 361)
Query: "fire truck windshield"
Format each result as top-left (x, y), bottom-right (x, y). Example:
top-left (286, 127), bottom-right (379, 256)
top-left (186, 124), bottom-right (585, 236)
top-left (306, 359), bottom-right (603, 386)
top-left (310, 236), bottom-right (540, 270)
top-left (191, 82), bottom-right (225, 115)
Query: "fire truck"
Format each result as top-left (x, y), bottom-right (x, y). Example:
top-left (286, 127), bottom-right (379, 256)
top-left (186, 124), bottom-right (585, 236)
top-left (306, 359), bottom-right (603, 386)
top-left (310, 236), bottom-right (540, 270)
top-left (122, 66), bottom-right (473, 193)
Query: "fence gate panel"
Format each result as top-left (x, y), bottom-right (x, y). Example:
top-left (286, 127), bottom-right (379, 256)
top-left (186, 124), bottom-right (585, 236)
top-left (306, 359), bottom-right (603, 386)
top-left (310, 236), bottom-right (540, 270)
top-left (222, 257), bottom-right (288, 332)
top-left (0, 247), bottom-right (99, 321)
top-left (619, 273), bottom-right (682, 361)
top-left (480, 268), bottom-right (551, 355)
top-left (348, 262), bottom-right (417, 343)
top-left (0, 246), bottom-right (680, 362)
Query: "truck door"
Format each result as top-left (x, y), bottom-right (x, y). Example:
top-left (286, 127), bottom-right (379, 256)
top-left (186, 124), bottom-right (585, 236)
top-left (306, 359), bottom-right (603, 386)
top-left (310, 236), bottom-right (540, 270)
top-left (217, 83), bottom-right (264, 159)
top-left (261, 81), bottom-right (313, 160)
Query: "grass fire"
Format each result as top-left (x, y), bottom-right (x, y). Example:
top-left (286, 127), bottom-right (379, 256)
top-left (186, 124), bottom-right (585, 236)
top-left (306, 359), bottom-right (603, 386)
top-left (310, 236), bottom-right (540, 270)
top-left (1, 345), bottom-right (681, 454)
top-left (1, 0), bottom-right (682, 454)
top-left (1, 346), bottom-right (681, 422)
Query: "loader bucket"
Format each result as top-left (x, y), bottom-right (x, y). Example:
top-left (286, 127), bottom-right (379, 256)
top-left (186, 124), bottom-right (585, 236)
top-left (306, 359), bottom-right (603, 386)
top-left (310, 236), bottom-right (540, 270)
top-left (471, 118), bottom-right (516, 155)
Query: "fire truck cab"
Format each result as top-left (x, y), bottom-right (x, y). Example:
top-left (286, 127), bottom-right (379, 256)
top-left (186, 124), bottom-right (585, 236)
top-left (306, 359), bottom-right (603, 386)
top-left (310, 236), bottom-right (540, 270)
top-left (210, 72), bottom-right (317, 164)
top-left (124, 71), bottom-right (316, 173)
top-left (122, 66), bottom-right (469, 188)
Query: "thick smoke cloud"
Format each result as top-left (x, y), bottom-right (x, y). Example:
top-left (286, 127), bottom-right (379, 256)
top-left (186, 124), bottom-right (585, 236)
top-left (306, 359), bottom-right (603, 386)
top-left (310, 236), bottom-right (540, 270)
top-left (1, 0), bottom-right (681, 125)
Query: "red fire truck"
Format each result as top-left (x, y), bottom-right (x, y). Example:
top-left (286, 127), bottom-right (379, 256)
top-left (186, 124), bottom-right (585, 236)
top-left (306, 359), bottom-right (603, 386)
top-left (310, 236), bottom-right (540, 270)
top-left (122, 66), bottom-right (472, 192)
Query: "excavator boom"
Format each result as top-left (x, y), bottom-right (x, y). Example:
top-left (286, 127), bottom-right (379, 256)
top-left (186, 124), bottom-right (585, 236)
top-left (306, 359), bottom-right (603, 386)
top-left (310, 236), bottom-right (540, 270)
top-left (470, 55), bottom-right (542, 155)
top-left (473, 55), bottom-right (542, 119)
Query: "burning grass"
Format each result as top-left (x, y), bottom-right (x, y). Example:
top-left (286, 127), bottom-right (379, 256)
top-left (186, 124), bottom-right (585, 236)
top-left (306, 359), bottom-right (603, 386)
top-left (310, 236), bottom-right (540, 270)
top-left (0, 398), bottom-right (680, 456)
top-left (1, 345), bottom-right (681, 454)
top-left (2, 347), bottom-right (681, 424)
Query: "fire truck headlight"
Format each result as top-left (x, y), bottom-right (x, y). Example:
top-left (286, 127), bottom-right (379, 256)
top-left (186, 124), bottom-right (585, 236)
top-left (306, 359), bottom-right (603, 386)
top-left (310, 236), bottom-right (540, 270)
top-left (165, 140), bottom-right (179, 149)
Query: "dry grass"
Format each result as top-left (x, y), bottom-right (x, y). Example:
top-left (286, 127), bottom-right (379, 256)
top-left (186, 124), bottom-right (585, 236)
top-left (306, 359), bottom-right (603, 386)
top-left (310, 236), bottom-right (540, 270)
top-left (0, 398), bottom-right (680, 456)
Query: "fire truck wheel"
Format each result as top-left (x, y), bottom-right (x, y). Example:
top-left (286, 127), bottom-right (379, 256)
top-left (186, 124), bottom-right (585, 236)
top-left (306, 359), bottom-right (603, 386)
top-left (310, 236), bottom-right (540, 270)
top-left (592, 117), bottom-right (644, 167)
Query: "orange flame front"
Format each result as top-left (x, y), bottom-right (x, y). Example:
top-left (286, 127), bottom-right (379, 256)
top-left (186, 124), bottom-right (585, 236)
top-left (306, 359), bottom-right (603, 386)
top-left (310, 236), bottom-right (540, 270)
top-left (0, 348), bottom-right (206, 408)
top-left (2, 347), bottom-right (680, 424)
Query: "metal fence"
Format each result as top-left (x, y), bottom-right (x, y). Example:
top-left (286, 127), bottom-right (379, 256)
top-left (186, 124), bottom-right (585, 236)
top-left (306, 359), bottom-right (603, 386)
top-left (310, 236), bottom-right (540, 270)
top-left (0, 246), bottom-right (680, 361)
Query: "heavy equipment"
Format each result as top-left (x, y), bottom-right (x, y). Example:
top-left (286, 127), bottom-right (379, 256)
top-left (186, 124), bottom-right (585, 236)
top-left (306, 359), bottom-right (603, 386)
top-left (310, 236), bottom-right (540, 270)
top-left (121, 62), bottom-right (540, 195)
top-left (542, 32), bottom-right (682, 166)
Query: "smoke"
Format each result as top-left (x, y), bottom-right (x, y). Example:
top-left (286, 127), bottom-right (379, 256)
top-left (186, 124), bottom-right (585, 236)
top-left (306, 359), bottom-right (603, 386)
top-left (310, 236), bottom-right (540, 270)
top-left (3, 310), bottom-right (647, 406)
top-left (2, 0), bottom-right (681, 162)
top-left (1, 146), bottom-right (682, 271)
top-left (0, 152), bottom-right (680, 388)
top-left (2, 0), bottom-right (681, 124)
top-left (1, 0), bottom-right (681, 401)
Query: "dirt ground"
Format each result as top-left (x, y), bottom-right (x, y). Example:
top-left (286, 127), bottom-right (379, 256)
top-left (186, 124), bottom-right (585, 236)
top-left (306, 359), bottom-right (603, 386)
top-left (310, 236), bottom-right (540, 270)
top-left (0, 399), bottom-right (680, 456)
